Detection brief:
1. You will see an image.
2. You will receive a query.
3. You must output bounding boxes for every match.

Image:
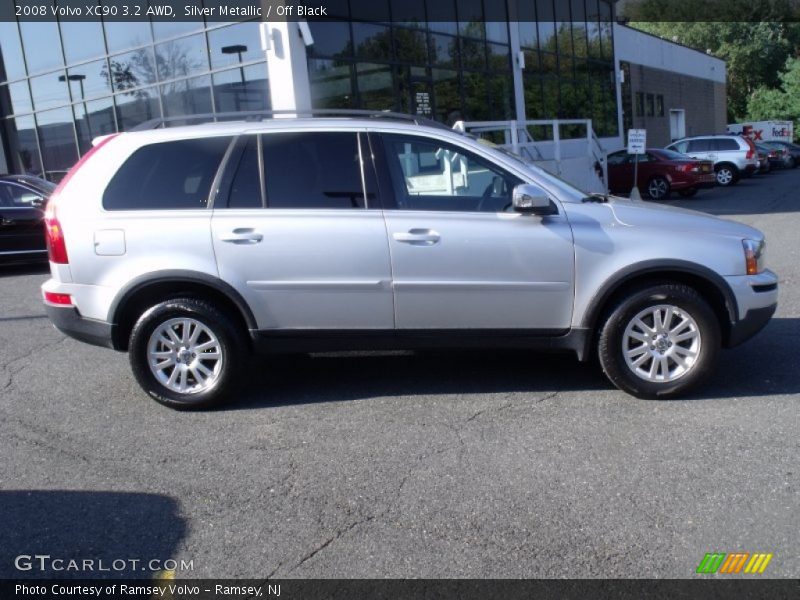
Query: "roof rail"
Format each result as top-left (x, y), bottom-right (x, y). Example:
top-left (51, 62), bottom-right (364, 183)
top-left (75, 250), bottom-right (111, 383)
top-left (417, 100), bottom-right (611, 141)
top-left (129, 109), bottom-right (452, 132)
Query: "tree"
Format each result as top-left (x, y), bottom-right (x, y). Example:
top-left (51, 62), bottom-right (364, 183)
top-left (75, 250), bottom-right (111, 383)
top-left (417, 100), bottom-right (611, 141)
top-left (747, 57), bottom-right (800, 139)
top-left (629, 21), bottom-right (800, 121)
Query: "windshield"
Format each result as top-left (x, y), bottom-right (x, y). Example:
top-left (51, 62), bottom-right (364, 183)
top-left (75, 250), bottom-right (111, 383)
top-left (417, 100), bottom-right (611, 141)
top-left (474, 137), bottom-right (590, 202)
top-left (11, 175), bottom-right (57, 195)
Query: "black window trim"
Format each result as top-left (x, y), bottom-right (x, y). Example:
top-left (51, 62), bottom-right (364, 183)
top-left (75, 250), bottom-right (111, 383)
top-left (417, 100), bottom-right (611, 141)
top-left (103, 135), bottom-right (236, 212)
top-left (217, 129), bottom-right (378, 211)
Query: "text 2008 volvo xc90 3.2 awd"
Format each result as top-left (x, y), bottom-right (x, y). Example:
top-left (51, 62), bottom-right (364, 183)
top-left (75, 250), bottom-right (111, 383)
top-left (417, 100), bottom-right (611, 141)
top-left (41, 112), bottom-right (778, 409)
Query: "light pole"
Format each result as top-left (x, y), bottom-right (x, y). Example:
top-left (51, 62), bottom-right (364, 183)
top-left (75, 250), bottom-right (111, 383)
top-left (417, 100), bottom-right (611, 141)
top-left (221, 44), bottom-right (248, 84)
top-left (59, 74), bottom-right (91, 139)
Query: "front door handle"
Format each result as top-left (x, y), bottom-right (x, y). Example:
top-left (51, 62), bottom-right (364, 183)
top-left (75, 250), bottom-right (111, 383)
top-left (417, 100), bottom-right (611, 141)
top-left (220, 228), bottom-right (263, 244)
top-left (393, 229), bottom-right (440, 246)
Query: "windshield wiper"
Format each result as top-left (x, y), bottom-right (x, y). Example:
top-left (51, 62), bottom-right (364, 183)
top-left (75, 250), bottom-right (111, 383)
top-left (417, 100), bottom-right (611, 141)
top-left (582, 192), bottom-right (610, 203)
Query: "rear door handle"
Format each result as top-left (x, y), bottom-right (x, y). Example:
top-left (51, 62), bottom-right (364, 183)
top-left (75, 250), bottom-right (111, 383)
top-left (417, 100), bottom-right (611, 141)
top-left (220, 228), bottom-right (263, 244)
top-left (393, 229), bottom-right (440, 246)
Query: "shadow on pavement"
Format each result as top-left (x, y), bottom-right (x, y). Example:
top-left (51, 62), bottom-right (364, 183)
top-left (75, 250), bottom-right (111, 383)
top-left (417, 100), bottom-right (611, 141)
top-left (669, 169), bottom-right (800, 216)
top-left (0, 490), bottom-right (186, 579)
top-left (231, 318), bottom-right (799, 409)
top-left (0, 262), bottom-right (49, 278)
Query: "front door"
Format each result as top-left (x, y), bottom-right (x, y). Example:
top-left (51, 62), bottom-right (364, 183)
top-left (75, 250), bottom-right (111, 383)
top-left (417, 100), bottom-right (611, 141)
top-left (372, 133), bottom-right (575, 331)
top-left (211, 131), bottom-right (394, 330)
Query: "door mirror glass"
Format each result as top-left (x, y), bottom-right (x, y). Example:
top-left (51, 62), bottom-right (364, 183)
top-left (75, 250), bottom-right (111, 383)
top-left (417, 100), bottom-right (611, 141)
top-left (512, 184), bottom-right (556, 215)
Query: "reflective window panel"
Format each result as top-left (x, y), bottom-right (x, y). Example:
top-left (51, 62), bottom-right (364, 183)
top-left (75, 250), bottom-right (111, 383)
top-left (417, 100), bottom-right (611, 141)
top-left (212, 63), bottom-right (270, 113)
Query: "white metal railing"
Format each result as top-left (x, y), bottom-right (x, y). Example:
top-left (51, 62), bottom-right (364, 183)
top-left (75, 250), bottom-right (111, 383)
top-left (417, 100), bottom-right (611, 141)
top-left (453, 119), bottom-right (608, 192)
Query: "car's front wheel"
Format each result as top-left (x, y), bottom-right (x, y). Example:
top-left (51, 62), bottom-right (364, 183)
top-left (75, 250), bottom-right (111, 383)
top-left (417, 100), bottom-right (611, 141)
top-left (129, 298), bottom-right (246, 409)
top-left (598, 283), bottom-right (721, 399)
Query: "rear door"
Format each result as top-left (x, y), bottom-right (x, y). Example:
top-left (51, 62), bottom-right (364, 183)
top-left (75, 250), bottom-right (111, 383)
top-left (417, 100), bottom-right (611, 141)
top-left (211, 130), bottom-right (394, 330)
top-left (372, 132), bottom-right (575, 331)
top-left (0, 182), bottom-right (46, 257)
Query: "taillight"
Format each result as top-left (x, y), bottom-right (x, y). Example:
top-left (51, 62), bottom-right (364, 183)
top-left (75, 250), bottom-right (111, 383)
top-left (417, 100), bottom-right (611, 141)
top-left (679, 163), bottom-right (699, 173)
top-left (43, 291), bottom-right (73, 306)
top-left (44, 204), bottom-right (68, 264)
top-left (745, 139), bottom-right (756, 160)
top-left (44, 133), bottom-right (119, 265)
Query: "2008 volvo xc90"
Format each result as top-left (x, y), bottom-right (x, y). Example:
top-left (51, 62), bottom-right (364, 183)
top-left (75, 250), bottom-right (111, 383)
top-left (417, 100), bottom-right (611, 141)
top-left (41, 112), bottom-right (778, 409)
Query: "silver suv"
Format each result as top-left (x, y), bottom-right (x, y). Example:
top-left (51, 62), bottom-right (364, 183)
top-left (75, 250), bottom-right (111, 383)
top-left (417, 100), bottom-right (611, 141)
top-left (666, 135), bottom-right (759, 186)
top-left (41, 113), bottom-right (778, 409)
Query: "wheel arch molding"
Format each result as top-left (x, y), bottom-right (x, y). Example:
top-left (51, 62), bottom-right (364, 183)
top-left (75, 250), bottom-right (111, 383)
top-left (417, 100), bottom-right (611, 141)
top-left (108, 270), bottom-right (257, 351)
top-left (581, 260), bottom-right (739, 343)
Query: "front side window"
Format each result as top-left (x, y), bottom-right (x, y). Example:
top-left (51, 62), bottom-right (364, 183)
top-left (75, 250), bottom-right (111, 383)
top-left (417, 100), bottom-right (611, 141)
top-left (104, 137), bottom-right (233, 210)
top-left (382, 135), bottom-right (522, 212)
top-left (0, 183), bottom-right (43, 207)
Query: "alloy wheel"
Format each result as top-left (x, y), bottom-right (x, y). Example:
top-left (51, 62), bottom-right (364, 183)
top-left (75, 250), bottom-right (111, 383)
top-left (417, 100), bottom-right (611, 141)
top-left (622, 304), bottom-right (701, 383)
top-left (146, 317), bottom-right (223, 394)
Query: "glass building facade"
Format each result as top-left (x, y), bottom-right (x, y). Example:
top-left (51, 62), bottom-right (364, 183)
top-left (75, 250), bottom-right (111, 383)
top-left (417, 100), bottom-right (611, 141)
top-left (0, 17), bottom-right (270, 181)
top-left (307, 0), bottom-right (618, 135)
top-left (0, 0), bottom-right (618, 182)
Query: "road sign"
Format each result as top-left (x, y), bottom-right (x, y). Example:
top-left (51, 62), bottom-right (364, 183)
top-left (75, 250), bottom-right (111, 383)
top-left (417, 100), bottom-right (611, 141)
top-left (627, 129), bottom-right (647, 154)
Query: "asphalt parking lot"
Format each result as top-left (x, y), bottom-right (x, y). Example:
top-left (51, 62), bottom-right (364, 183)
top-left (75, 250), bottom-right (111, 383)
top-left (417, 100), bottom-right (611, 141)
top-left (1, 168), bottom-right (798, 579)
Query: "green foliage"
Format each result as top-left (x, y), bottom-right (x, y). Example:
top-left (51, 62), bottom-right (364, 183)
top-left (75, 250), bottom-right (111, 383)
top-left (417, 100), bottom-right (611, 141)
top-left (630, 21), bottom-right (800, 121)
top-left (747, 57), bottom-right (800, 139)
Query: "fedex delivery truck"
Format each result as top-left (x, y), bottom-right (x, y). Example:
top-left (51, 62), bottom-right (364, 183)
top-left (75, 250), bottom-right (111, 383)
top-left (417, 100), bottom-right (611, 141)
top-left (727, 120), bottom-right (794, 142)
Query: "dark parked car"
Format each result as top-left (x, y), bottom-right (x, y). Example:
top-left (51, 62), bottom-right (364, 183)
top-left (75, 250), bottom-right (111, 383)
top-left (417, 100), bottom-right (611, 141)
top-left (764, 140), bottom-right (800, 168)
top-left (753, 143), bottom-right (773, 173)
top-left (756, 142), bottom-right (789, 171)
top-left (0, 174), bottom-right (56, 264)
top-left (606, 148), bottom-right (715, 200)
top-left (764, 142), bottom-right (800, 169)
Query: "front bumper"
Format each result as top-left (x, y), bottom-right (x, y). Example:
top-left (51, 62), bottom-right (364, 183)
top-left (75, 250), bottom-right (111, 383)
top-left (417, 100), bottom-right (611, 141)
top-left (724, 269), bottom-right (779, 348)
top-left (44, 302), bottom-right (115, 349)
top-left (728, 303), bottom-right (777, 347)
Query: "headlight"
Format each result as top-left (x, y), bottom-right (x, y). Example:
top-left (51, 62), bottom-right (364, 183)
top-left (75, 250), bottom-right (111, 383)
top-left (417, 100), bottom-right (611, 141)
top-left (742, 239), bottom-right (766, 275)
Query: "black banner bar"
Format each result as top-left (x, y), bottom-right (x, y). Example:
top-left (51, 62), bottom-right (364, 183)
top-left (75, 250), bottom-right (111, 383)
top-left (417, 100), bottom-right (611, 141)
top-left (3, 579), bottom-right (800, 600)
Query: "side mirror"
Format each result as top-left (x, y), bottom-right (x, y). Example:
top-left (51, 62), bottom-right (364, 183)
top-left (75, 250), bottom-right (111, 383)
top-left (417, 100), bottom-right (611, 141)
top-left (512, 184), bottom-right (557, 216)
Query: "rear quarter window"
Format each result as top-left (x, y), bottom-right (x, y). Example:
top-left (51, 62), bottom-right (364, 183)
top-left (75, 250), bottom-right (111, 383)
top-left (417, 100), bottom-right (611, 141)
top-left (103, 136), bottom-right (233, 210)
top-left (715, 138), bottom-right (740, 151)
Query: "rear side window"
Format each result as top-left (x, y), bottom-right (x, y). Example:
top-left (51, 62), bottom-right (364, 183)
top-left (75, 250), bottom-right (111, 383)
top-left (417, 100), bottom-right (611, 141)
top-left (103, 137), bottom-right (232, 210)
top-left (687, 139), bottom-right (711, 152)
top-left (261, 132), bottom-right (366, 209)
top-left (715, 138), bottom-right (740, 151)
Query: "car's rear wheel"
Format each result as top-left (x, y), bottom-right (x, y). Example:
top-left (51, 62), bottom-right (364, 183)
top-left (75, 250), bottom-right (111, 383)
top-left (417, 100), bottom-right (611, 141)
top-left (715, 164), bottom-right (737, 186)
top-left (129, 298), bottom-right (245, 409)
top-left (678, 187), bottom-right (698, 198)
top-left (598, 283), bottom-right (720, 399)
top-left (646, 176), bottom-right (670, 200)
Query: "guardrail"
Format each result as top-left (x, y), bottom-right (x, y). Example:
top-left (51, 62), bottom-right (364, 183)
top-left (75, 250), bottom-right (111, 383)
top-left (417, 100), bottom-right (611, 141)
top-left (453, 119), bottom-right (608, 192)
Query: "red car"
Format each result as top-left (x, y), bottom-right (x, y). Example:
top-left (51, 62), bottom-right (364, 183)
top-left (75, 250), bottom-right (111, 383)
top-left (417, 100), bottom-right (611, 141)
top-left (606, 148), bottom-right (716, 200)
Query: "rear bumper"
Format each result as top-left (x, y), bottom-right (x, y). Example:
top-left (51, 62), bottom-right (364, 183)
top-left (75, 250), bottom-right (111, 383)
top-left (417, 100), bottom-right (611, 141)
top-left (44, 302), bottom-right (115, 349)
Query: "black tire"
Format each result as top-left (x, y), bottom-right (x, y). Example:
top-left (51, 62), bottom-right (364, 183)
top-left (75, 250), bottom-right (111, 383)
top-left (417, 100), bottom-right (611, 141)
top-left (678, 187), bottom-right (698, 198)
top-left (597, 283), bottom-right (721, 399)
top-left (714, 163), bottom-right (738, 186)
top-left (129, 298), bottom-right (246, 410)
top-left (646, 176), bottom-right (671, 200)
